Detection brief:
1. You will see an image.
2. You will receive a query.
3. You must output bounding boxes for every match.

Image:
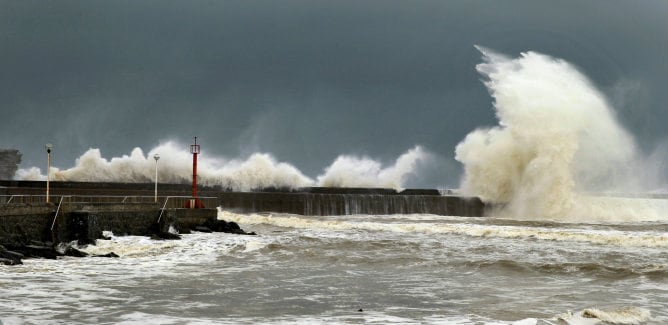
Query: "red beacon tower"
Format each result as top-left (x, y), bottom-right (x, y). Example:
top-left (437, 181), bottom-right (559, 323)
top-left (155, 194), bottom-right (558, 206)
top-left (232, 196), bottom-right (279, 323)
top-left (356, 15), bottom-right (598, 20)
top-left (186, 136), bottom-right (204, 208)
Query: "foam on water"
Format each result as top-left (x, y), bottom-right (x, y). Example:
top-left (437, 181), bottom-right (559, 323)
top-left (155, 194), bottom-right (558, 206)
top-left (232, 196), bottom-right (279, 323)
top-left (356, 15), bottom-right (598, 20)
top-left (221, 211), bottom-right (668, 248)
top-left (65, 230), bottom-right (271, 278)
top-left (100, 311), bottom-right (544, 325)
top-left (456, 46), bottom-right (668, 222)
top-left (555, 306), bottom-right (652, 325)
top-left (2, 211), bottom-right (665, 324)
top-left (88, 309), bottom-right (653, 325)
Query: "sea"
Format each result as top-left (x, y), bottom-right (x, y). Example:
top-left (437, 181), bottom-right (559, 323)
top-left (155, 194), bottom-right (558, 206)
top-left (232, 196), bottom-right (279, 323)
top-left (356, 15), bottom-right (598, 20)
top-left (1, 209), bottom-right (666, 325)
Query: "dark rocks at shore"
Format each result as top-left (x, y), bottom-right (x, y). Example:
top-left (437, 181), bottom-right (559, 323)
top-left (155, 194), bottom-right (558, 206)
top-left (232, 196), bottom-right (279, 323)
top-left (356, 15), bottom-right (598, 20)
top-left (151, 231), bottom-right (182, 240)
top-left (22, 244), bottom-right (61, 259)
top-left (0, 242), bottom-right (58, 264)
top-left (0, 245), bottom-right (24, 265)
top-left (64, 246), bottom-right (89, 257)
top-left (194, 226), bottom-right (213, 233)
top-left (1, 218), bottom-right (255, 266)
top-left (205, 219), bottom-right (257, 235)
top-left (0, 238), bottom-right (121, 265)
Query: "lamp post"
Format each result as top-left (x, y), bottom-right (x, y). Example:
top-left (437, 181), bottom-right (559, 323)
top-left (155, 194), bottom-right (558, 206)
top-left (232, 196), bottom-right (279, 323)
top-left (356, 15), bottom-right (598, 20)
top-left (153, 154), bottom-right (160, 203)
top-left (45, 144), bottom-right (53, 203)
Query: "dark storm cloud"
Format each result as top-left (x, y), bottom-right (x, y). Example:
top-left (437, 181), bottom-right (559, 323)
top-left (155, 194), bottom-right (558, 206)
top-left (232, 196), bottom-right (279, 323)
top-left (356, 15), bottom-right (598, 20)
top-left (1, 0), bottom-right (667, 187)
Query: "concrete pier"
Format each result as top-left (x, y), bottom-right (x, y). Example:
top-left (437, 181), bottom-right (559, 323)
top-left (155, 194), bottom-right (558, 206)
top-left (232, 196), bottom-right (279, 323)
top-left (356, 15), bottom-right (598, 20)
top-left (0, 180), bottom-right (486, 217)
top-left (0, 200), bottom-right (217, 246)
top-left (1, 180), bottom-right (486, 249)
top-left (218, 192), bottom-right (483, 216)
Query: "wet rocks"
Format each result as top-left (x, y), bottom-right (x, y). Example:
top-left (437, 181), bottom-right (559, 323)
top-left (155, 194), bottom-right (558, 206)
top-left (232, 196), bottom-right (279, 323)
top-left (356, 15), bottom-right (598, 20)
top-left (0, 245), bottom-right (24, 265)
top-left (194, 226), bottom-right (213, 233)
top-left (204, 219), bottom-right (257, 235)
top-left (0, 241), bottom-right (58, 264)
top-left (0, 238), bottom-right (121, 266)
top-left (64, 246), bottom-right (89, 257)
top-left (151, 231), bottom-right (182, 240)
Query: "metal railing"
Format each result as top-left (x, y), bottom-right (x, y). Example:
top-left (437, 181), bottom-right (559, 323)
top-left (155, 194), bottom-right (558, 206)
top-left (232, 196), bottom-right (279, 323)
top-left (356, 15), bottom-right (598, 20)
top-left (1, 195), bottom-right (52, 205)
top-left (2, 195), bottom-right (216, 206)
top-left (51, 196), bottom-right (66, 231)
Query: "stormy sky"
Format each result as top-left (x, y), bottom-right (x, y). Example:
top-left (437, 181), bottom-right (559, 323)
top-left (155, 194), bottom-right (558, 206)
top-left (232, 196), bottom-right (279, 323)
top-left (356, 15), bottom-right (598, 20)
top-left (1, 0), bottom-right (667, 188)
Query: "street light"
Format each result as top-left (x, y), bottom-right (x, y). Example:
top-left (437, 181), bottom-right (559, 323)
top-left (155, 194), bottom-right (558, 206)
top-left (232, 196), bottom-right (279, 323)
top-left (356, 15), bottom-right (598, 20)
top-left (153, 154), bottom-right (160, 203)
top-left (45, 144), bottom-right (53, 203)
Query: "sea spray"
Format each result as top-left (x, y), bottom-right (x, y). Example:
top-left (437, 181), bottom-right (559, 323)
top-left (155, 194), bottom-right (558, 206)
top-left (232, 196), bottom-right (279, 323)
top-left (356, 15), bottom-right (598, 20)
top-left (316, 145), bottom-right (429, 190)
top-left (456, 46), bottom-right (640, 220)
top-left (14, 142), bottom-right (427, 191)
top-left (16, 141), bottom-right (314, 190)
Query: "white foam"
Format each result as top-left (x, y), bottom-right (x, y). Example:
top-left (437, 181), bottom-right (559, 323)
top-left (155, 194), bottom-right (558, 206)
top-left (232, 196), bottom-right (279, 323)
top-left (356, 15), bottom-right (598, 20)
top-left (555, 306), bottom-right (651, 325)
top-left (316, 145), bottom-right (430, 191)
top-left (456, 47), bottom-right (665, 223)
top-left (221, 212), bottom-right (668, 248)
top-left (15, 142), bottom-right (428, 191)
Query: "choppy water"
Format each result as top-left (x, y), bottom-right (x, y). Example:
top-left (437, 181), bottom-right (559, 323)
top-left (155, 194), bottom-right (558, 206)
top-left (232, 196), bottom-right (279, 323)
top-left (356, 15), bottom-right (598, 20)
top-left (1, 210), bottom-right (667, 324)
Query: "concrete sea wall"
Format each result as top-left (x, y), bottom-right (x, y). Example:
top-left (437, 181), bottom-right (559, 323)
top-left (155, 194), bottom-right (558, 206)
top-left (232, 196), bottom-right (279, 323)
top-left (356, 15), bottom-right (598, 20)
top-left (0, 202), bottom-right (217, 246)
top-left (219, 192), bottom-right (484, 217)
top-left (0, 181), bottom-right (486, 217)
top-left (0, 204), bottom-right (54, 244)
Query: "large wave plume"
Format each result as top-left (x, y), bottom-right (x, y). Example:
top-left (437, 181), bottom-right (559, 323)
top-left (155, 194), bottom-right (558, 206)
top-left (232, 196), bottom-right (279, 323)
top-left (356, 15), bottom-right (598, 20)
top-left (456, 46), bottom-right (665, 222)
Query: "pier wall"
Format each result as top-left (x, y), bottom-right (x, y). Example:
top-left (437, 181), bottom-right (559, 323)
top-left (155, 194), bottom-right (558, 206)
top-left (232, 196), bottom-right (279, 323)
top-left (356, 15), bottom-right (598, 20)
top-left (0, 205), bottom-right (53, 244)
top-left (54, 203), bottom-right (162, 242)
top-left (1, 181), bottom-right (486, 217)
top-left (1, 181), bottom-right (487, 248)
top-left (218, 192), bottom-right (484, 217)
top-left (0, 202), bottom-right (217, 245)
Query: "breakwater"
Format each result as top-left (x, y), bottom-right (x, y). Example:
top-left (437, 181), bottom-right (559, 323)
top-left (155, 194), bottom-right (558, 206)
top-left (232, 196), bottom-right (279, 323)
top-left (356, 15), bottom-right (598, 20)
top-left (0, 180), bottom-right (484, 264)
top-left (0, 180), bottom-right (485, 217)
top-left (0, 196), bottom-right (253, 265)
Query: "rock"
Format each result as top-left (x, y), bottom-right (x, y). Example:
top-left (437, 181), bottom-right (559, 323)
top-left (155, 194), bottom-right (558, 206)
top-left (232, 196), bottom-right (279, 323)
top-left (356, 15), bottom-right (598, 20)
top-left (204, 219), bottom-right (257, 235)
top-left (228, 221), bottom-right (241, 230)
top-left (21, 245), bottom-right (60, 259)
top-left (0, 257), bottom-right (21, 265)
top-left (194, 226), bottom-right (213, 233)
top-left (1, 249), bottom-right (24, 261)
top-left (94, 252), bottom-right (119, 258)
top-left (151, 232), bottom-right (181, 240)
top-left (1, 244), bottom-right (61, 260)
top-left (64, 247), bottom-right (89, 257)
top-left (0, 245), bottom-right (24, 265)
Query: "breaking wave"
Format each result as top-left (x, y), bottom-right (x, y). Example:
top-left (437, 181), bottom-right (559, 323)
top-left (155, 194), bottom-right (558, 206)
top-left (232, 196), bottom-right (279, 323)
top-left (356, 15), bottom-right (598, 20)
top-left (316, 146), bottom-right (430, 190)
top-left (456, 46), bottom-right (667, 222)
top-left (14, 142), bottom-right (428, 191)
